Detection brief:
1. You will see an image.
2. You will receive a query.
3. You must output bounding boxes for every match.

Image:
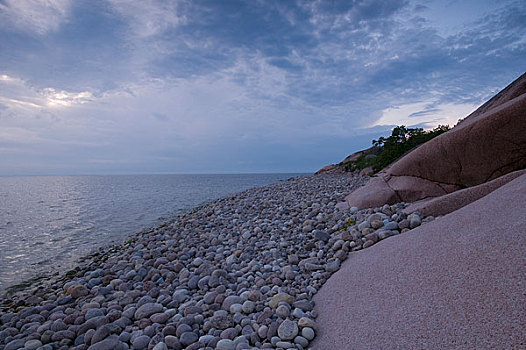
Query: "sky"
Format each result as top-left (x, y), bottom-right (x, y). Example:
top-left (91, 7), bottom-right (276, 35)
top-left (0, 0), bottom-right (525, 175)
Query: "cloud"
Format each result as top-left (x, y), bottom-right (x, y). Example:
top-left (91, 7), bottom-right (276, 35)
top-left (0, 0), bottom-right (71, 35)
top-left (41, 88), bottom-right (94, 107)
top-left (0, 0), bottom-right (524, 174)
top-left (107, 0), bottom-right (186, 38)
top-left (303, 0), bottom-right (409, 34)
top-left (373, 101), bottom-right (478, 128)
top-left (0, 74), bottom-right (94, 110)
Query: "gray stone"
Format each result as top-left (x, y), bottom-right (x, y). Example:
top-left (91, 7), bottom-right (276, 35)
top-left (293, 300), bottom-right (314, 311)
top-left (325, 259), bottom-right (340, 272)
top-left (149, 311), bottom-right (169, 323)
top-left (132, 335), bottom-right (151, 349)
top-left (277, 319), bottom-right (298, 340)
top-left (222, 296), bottom-right (243, 311)
top-left (24, 339), bottom-right (43, 350)
top-left (410, 215), bottom-right (422, 228)
top-left (4, 339), bottom-right (26, 350)
top-left (209, 315), bottom-right (233, 330)
top-left (358, 220), bottom-right (370, 231)
top-left (304, 263), bottom-right (323, 271)
top-left (216, 338), bottom-right (236, 350)
top-left (87, 337), bottom-right (124, 350)
top-left (164, 335), bottom-right (180, 349)
top-left (172, 290), bottom-right (189, 304)
top-left (176, 323), bottom-right (192, 336)
top-left (384, 221), bottom-right (399, 230)
top-left (180, 331), bottom-right (198, 346)
top-left (294, 335), bottom-right (309, 347)
top-left (229, 303), bottom-right (243, 314)
top-left (257, 325), bottom-right (268, 339)
top-left (276, 304), bottom-right (290, 318)
top-left (370, 219), bottom-right (384, 229)
top-left (0, 313), bottom-right (16, 324)
top-left (85, 308), bottom-right (105, 320)
top-left (241, 300), bottom-right (255, 314)
top-left (51, 319), bottom-right (68, 331)
top-left (365, 232), bottom-right (379, 243)
top-left (398, 219), bottom-right (410, 229)
top-left (134, 303), bottom-right (163, 319)
top-left (313, 230), bottom-right (330, 242)
top-left (119, 332), bottom-right (132, 343)
top-left (292, 308), bottom-right (306, 318)
top-left (199, 335), bottom-right (214, 345)
top-left (152, 342), bottom-right (168, 350)
top-left (376, 229), bottom-right (392, 240)
top-left (220, 327), bottom-right (238, 339)
top-left (276, 341), bottom-right (294, 348)
top-left (91, 325), bottom-right (111, 344)
top-left (301, 327), bottom-right (315, 340)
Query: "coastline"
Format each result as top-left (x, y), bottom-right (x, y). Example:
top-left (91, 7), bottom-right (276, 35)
top-left (0, 174), bottom-right (305, 298)
top-left (0, 173), bottom-right (304, 292)
top-left (0, 173), bottom-right (439, 350)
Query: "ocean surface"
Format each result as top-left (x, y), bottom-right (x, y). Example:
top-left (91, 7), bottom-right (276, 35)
top-left (0, 173), bottom-right (303, 291)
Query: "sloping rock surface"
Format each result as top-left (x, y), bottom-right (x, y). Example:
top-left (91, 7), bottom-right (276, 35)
top-left (345, 72), bottom-right (526, 210)
top-left (313, 173), bottom-right (526, 350)
top-left (403, 169), bottom-right (526, 217)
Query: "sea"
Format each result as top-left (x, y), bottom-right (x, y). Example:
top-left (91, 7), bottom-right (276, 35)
top-left (0, 173), bottom-right (303, 291)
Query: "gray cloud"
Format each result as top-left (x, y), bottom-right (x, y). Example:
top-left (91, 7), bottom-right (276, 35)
top-left (0, 0), bottom-right (524, 175)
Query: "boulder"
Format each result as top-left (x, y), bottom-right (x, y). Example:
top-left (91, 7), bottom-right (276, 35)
top-left (344, 72), bottom-right (526, 212)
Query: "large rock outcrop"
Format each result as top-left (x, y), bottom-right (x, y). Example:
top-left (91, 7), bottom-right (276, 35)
top-left (313, 173), bottom-right (526, 349)
top-left (344, 72), bottom-right (526, 212)
top-left (315, 146), bottom-right (378, 175)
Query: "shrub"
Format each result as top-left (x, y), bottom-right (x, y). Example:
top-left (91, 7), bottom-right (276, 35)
top-left (345, 124), bottom-right (450, 173)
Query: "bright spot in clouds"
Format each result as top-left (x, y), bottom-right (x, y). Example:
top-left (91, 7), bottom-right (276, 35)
top-left (374, 101), bottom-right (478, 128)
top-left (42, 88), bottom-right (94, 108)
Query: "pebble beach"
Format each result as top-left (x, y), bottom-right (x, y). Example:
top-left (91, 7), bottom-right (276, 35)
top-left (0, 174), bottom-right (434, 350)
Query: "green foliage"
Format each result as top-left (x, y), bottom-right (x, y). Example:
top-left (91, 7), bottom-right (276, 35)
top-left (338, 217), bottom-right (356, 232)
top-left (344, 124), bottom-right (450, 173)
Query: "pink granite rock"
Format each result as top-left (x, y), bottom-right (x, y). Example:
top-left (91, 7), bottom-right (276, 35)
top-left (345, 72), bottom-right (526, 209)
top-left (403, 169), bottom-right (526, 217)
top-left (313, 173), bottom-right (526, 350)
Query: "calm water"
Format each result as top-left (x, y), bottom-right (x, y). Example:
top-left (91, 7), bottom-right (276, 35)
top-left (0, 174), bottom-right (302, 290)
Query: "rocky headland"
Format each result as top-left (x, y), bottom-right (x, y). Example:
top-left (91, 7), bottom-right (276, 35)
top-left (342, 72), bottom-right (526, 211)
top-left (311, 72), bottom-right (526, 349)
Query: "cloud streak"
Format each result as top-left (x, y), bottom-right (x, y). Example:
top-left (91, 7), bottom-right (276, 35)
top-left (0, 0), bottom-right (71, 35)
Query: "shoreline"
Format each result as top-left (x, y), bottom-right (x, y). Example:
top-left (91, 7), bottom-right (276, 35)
top-left (1, 173), bottom-right (435, 349)
top-left (0, 173), bottom-right (304, 293)
top-left (1, 175), bottom-right (305, 299)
